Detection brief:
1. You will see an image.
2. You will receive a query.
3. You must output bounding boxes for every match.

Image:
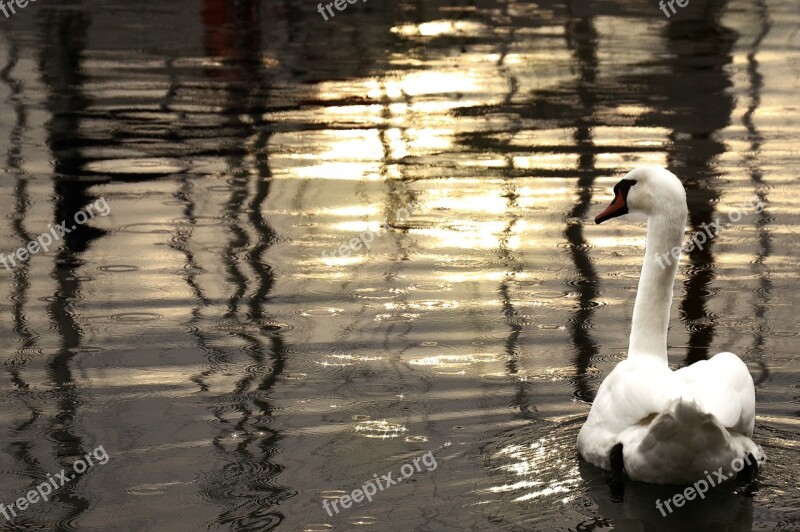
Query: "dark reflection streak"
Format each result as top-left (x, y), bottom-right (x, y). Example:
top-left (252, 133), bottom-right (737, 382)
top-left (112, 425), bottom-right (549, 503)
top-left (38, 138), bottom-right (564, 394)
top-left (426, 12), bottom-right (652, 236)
top-left (158, 7), bottom-right (234, 397)
top-left (1, 37), bottom-right (26, 174)
top-left (1, 33), bottom-right (50, 521)
top-left (173, 186), bottom-right (212, 308)
top-left (496, 7), bottom-right (519, 107)
top-left (160, 56), bottom-right (177, 113)
top-left (492, 2), bottom-right (527, 409)
top-left (743, 0), bottom-right (772, 360)
top-left (376, 80), bottom-right (414, 351)
top-left (173, 175), bottom-right (241, 395)
top-left (198, 1), bottom-right (289, 528)
top-left (222, 177), bottom-right (250, 316)
top-left (213, 213), bottom-right (289, 527)
top-left (215, 136), bottom-right (289, 528)
top-left (163, 50), bottom-right (213, 309)
top-left (679, 198), bottom-right (719, 365)
top-left (564, 14), bottom-right (599, 404)
top-left (38, 7), bottom-right (95, 526)
top-left (656, 6), bottom-right (735, 366)
top-left (242, 132), bottom-right (290, 520)
top-left (188, 1), bottom-right (256, 394)
top-left (2, 35), bottom-right (35, 392)
top-left (175, 176), bottom-right (221, 395)
top-left (497, 221), bottom-right (526, 411)
top-left (174, 150), bottom-right (231, 394)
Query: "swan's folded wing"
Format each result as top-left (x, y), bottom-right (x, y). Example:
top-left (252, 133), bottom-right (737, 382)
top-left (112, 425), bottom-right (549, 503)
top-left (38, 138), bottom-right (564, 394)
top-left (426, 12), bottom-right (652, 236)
top-left (578, 358), bottom-right (686, 468)
top-left (589, 359), bottom-right (686, 431)
top-left (675, 351), bottom-right (755, 436)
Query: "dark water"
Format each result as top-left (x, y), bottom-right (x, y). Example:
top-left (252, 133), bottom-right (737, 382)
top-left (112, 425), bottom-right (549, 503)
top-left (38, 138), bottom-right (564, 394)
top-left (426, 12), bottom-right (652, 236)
top-left (0, 0), bottom-right (798, 530)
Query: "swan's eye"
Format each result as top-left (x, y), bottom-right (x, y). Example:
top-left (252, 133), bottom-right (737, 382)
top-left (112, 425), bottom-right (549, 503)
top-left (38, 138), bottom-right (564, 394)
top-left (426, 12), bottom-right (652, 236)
top-left (615, 179), bottom-right (637, 200)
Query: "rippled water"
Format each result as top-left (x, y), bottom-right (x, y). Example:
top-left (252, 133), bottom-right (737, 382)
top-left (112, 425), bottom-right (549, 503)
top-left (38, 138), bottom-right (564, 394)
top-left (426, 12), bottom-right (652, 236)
top-left (0, 0), bottom-right (798, 530)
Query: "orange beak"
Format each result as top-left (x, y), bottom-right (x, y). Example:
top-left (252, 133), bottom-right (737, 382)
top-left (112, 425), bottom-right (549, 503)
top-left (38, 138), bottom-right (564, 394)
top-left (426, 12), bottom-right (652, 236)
top-left (595, 190), bottom-right (628, 224)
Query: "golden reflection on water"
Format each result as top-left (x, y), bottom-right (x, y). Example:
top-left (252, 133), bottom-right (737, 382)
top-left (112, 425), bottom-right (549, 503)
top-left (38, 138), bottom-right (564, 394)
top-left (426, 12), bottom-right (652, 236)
top-left (315, 354), bottom-right (384, 367)
top-left (354, 420), bottom-right (408, 439)
top-left (489, 438), bottom-right (581, 503)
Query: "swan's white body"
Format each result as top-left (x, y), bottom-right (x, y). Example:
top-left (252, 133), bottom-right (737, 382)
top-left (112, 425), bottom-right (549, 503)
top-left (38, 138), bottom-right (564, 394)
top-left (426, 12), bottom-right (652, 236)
top-left (577, 166), bottom-right (758, 485)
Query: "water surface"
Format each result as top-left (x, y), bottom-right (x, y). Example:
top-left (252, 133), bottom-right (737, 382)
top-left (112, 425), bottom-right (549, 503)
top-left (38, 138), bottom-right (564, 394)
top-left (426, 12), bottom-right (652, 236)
top-left (0, 0), bottom-right (798, 530)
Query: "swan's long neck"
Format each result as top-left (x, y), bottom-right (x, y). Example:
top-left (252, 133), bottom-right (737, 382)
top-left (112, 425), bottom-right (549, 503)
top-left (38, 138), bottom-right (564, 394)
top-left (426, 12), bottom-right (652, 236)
top-left (628, 208), bottom-right (687, 363)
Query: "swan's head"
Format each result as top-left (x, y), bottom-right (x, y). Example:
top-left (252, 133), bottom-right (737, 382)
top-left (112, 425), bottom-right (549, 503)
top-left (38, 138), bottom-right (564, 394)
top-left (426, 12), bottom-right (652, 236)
top-left (595, 166), bottom-right (686, 224)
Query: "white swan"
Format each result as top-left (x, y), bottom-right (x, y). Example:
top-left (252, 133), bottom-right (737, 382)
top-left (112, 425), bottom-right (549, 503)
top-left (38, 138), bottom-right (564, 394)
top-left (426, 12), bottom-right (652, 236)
top-left (577, 166), bottom-right (759, 485)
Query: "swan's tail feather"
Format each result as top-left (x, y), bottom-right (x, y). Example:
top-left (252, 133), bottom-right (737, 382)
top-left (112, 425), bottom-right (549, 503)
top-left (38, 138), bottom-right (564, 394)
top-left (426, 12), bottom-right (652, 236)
top-left (639, 396), bottom-right (727, 453)
top-left (623, 395), bottom-right (756, 483)
top-left (670, 395), bottom-right (711, 424)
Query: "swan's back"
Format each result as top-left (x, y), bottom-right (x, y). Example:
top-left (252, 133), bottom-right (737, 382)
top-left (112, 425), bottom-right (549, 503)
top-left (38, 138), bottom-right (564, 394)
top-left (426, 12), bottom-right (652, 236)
top-left (577, 352), bottom-right (757, 484)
